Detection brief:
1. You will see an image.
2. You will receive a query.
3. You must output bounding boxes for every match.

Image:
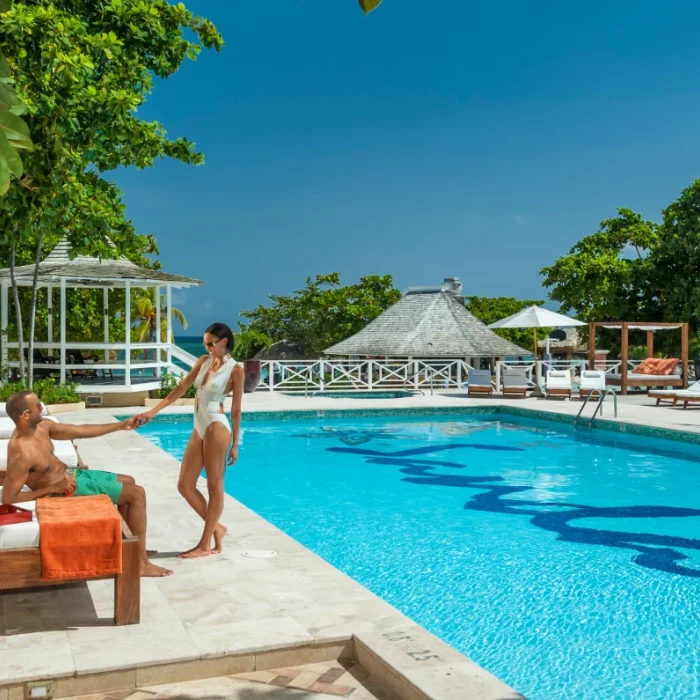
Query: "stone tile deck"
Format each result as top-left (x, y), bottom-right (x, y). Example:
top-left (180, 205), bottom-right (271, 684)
top-left (2, 390), bottom-right (696, 699)
top-left (68, 660), bottom-right (394, 699)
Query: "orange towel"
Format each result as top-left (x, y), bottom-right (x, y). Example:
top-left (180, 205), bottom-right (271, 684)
top-left (36, 495), bottom-right (122, 582)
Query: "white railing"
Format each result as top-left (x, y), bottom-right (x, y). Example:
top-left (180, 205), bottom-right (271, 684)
top-left (255, 359), bottom-right (477, 393)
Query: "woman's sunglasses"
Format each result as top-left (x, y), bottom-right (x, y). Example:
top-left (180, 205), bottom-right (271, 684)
top-left (203, 338), bottom-right (224, 350)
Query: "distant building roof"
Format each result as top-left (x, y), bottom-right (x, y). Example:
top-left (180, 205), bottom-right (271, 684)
top-left (325, 288), bottom-right (528, 357)
top-left (0, 238), bottom-right (201, 288)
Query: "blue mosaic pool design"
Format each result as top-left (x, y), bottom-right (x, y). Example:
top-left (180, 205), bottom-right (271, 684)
top-left (136, 411), bottom-right (700, 700)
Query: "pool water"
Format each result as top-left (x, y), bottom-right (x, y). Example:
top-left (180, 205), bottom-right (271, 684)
top-left (137, 413), bottom-right (700, 700)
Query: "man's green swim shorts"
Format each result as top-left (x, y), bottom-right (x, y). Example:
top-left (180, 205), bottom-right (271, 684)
top-left (73, 469), bottom-right (123, 504)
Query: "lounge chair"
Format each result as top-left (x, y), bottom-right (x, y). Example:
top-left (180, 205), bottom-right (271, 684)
top-left (0, 485), bottom-right (140, 625)
top-left (502, 368), bottom-right (529, 398)
top-left (467, 369), bottom-right (493, 397)
top-left (23, 348), bottom-right (60, 380)
top-left (648, 381), bottom-right (700, 406)
top-left (545, 370), bottom-right (572, 399)
top-left (579, 370), bottom-right (607, 400)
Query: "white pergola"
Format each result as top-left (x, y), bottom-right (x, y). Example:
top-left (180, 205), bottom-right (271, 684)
top-left (0, 239), bottom-right (201, 393)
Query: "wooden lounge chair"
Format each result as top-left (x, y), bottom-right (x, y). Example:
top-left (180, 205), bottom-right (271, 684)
top-left (545, 370), bottom-right (572, 399)
top-left (649, 381), bottom-right (700, 406)
top-left (502, 368), bottom-right (529, 398)
top-left (467, 368), bottom-right (493, 397)
top-left (579, 370), bottom-right (607, 400)
top-left (0, 492), bottom-right (140, 626)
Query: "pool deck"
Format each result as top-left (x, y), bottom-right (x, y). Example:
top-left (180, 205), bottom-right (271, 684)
top-left (1, 391), bottom-right (695, 699)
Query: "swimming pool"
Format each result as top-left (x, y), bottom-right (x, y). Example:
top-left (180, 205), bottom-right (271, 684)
top-left (137, 412), bottom-right (700, 700)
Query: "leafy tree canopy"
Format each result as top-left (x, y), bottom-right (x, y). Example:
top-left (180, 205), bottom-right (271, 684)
top-left (465, 296), bottom-right (546, 351)
top-left (241, 273), bottom-right (401, 356)
top-left (540, 208), bottom-right (660, 322)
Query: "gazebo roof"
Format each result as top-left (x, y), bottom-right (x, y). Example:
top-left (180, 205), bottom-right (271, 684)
top-left (325, 289), bottom-right (528, 358)
top-left (0, 238), bottom-right (201, 288)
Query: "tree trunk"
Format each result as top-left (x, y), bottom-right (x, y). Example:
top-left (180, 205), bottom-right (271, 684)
top-left (9, 227), bottom-right (26, 384)
top-left (28, 230), bottom-right (44, 389)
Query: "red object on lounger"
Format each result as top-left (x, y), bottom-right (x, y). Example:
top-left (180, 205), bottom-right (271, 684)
top-left (0, 504), bottom-right (32, 525)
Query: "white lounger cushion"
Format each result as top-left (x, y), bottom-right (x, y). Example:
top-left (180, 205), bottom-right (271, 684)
top-left (0, 436), bottom-right (77, 469)
top-left (0, 402), bottom-right (6, 417)
top-left (546, 370), bottom-right (572, 390)
top-left (579, 371), bottom-right (606, 391)
top-left (0, 486), bottom-right (39, 550)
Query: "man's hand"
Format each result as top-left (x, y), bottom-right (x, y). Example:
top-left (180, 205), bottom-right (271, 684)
top-left (120, 416), bottom-right (141, 431)
top-left (133, 410), bottom-right (155, 428)
top-left (53, 475), bottom-right (76, 496)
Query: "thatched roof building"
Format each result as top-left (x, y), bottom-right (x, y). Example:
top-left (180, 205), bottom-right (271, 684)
top-left (325, 278), bottom-right (527, 358)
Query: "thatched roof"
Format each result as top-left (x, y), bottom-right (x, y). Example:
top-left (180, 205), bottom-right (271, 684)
top-left (0, 238), bottom-right (201, 288)
top-left (254, 340), bottom-right (316, 361)
top-left (325, 290), bottom-right (528, 358)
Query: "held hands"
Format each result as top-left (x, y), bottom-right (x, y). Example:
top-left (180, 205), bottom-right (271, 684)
top-left (120, 416), bottom-right (142, 431)
top-left (131, 411), bottom-right (155, 429)
top-left (227, 445), bottom-right (238, 466)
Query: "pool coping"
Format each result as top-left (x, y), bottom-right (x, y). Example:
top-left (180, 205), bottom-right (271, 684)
top-left (138, 402), bottom-right (700, 446)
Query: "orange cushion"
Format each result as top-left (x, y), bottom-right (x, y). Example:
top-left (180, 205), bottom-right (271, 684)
top-left (657, 358), bottom-right (679, 375)
top-left (632, 358), bottom-right (657, 375)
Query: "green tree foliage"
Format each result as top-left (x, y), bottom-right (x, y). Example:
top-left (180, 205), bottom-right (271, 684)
top-left (132, 287), bottom-right (187, 345)
top-left (359, 0), bottom-right (383, 14)
top-left (0, 0), bottom-right (32, 195)
top-left (0, 0), bottom-right (222, 380)
top-left (241, 273), bottom-right (402, 356)
top-left (650, 180), bottom-right (700, 325)
top-left (540, 208), bottom-right (660, 322)
top-left (465, 296), bottom-right (546, 351)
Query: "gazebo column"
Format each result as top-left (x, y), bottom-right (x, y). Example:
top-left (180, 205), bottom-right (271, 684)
top-left (166, 285), bottom-right (172, 372)
top-left (155, 285), bottom-right (161, 377)
top-left (620, 322), bottom-right (629, 395)
top-left (47, 284), bottom-right (53, 354)
top-left (103, 288), bottom-right (110, 363)
top-left (125, 281), bottom-right (131, 387)
top-left (59, 278), bottom-right (66, 385)
top-left (1, 281), bottom-right (7, 382)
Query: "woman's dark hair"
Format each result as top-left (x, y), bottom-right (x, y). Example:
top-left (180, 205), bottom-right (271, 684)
top-left (205, 322), bottom-right (235, 352)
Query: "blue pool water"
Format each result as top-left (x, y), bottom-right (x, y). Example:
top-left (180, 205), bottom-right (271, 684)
top-left (137, 413), bottom-right (700, 700)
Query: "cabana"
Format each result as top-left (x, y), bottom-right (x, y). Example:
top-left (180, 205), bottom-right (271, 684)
top-left (588, 322), bottom-right (688, 395)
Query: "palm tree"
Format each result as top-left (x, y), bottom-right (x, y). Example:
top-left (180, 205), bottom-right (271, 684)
top-left (132, 288), bottom-right (188, 359)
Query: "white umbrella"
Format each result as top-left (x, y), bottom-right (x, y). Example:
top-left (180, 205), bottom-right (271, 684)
top-left (488, 305), bottom-right (586, 361)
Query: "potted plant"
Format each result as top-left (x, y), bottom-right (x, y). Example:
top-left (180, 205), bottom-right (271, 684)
top-left (232, 327), bottom-right (272, 394)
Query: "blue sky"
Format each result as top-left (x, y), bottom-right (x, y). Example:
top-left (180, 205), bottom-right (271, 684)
top-left (113, 0), bottom-right (700, 336)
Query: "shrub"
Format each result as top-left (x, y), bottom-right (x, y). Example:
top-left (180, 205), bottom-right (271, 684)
top-left (0, 378), bottom-right (82, 404)
top-left (158, 373), bottom-right (196, 399)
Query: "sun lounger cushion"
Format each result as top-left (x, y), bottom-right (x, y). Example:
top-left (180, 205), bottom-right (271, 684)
top-left (0, 403), bottom-right (5, 417)
top-left (0, 486), bottom-right (39, 550)
top-left (0, 417), bottom-right (15, 439)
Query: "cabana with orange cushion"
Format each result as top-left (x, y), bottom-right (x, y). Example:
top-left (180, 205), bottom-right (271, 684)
top-left (588, 322), bottom-right (689, 395)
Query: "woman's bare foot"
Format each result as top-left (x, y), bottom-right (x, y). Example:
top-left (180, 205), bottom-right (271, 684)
top-left (178, 545), bottom-right (215, 559)
top-left (212, 524), bottom-right (227, 553)
top-left (140, 562), bottom-right (173, 577)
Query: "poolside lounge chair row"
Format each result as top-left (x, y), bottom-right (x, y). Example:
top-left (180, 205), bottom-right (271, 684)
top-left (467, 369), bottom-right (608, 400)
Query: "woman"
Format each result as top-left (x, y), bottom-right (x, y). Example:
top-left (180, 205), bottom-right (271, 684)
top-left (137, 322), bottom-right (244, 558)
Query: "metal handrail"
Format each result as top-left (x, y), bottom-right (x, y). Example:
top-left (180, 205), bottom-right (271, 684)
top-left (574, 388), bottom-right (618, 428)
top-left (590, 388), bottom-right (618, 424)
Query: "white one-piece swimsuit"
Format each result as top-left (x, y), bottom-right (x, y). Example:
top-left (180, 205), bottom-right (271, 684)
top-left (193, 355), bottom-right (238, 439)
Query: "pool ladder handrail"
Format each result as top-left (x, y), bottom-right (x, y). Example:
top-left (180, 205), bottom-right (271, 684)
top-left (575, 387), bottom-right (618, 428)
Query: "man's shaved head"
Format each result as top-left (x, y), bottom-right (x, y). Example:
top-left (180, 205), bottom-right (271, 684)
top-left (6, 392), bottom-right (37, 424)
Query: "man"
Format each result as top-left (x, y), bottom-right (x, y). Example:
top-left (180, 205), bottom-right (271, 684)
top-left (1, 391), bottom-right (172, 578)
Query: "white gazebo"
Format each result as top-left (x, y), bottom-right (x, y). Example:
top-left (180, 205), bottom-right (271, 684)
top-left (0, 239), bottom-right (201, 395)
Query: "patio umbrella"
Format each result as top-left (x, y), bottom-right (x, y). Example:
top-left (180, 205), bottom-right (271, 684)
top-left (489, 306), bottom-right (586, 393)
top-left (488, 305), bottom-right (586, 361)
